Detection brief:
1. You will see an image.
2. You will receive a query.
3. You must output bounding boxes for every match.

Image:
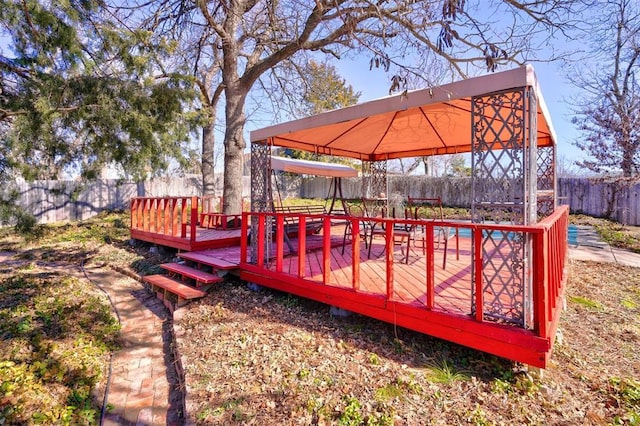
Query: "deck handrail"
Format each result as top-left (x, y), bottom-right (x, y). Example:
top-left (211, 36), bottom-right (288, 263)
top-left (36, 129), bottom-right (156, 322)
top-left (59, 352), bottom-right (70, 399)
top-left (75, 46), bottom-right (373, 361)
top-left (531, 205), bottom-right (569, 340)
top-left (241, 208), bottom-right (569, 342)
top-left (130, 196), bottom-right (199, 241)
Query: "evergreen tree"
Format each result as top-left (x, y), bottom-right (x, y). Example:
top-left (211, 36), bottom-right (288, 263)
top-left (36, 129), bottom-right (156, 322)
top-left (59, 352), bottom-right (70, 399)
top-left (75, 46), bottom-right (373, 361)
top-left (300, 61), bottom-right (360, 117)
top-left (0, 0), bottom-right (199, 181)
top-left (283, 60), bottom-right (360, 164)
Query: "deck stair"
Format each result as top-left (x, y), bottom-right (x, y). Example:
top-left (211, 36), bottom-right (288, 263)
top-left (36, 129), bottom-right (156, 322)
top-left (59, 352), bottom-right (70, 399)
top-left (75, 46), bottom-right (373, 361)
top-left (142, 249), bottom-right (240, 313)
top-left (160, 262), bottom-right (223, 287)
top-left (143, 274), bottom-right (207, 310)
top-left (178, 251), bottom-right (239, 271)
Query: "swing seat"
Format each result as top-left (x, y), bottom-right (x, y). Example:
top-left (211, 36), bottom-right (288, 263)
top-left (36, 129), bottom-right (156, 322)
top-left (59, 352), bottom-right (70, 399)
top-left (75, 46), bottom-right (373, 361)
top-left (273, 204), bottom-right (327, 236)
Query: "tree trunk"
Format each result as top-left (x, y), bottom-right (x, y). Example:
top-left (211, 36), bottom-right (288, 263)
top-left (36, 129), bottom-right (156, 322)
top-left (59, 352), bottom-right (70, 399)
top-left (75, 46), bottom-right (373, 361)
top-left (222, 88), bottom-right (246, 215)
top-left (202, 114), bottom-right (216, 196)
top-left (622, 138), bottom-right (633, 177)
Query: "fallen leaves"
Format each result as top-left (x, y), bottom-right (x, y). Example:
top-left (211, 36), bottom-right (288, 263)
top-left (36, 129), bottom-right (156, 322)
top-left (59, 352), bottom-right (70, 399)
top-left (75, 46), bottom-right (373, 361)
top-left (176, 261), bottom-right (640, 425)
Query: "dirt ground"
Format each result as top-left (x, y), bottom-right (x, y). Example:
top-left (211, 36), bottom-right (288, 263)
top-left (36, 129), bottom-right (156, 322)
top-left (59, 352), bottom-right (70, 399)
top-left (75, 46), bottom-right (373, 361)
top-left (176, 260), bottom-right (640, 425)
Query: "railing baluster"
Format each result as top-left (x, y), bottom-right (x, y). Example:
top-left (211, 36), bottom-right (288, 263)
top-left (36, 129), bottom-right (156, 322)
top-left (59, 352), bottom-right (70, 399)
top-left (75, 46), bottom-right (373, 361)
top-left (152, 199), bottom-right (159, 233)
top-left (257, 214), bottom-right (265, 268)
top-left (532, 229), bottom-right (548, 338)
top-left (135, 199), bottom-right (142, 230)
top-left (473, 228), bottom-right (483, 322)
top-left (298, 216), bottom-right (306, 278)
top-left (322, 217), bottom-right (331, 285)
top-left (180, 198), bottom-right (188, 238)
top-left (386, 223), bottom-right (394, 301)
top-left (171, 199), bottom-right (178, 236)
top-left (190, 196), bottom-right (198, 243)
top-left (352, 219), bottom-right (360, 290)
top-left (163, 198), bottom-right (170, 235)
top-left (276, 215), bottom-right (284, 272)
top-left (426, 222), bottom-right (435, 309)
top-left (143, 198), bottom-right (150, 232)
top-left (240, 212), bottom-right (248, 264)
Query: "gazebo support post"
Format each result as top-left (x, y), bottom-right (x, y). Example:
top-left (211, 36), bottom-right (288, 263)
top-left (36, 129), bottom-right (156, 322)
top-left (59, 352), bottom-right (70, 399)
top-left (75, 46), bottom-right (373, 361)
top-left (537, 145), bottom-right (557, 218)
top-left (470, 87), bottom-right (540, 328)
top-left (362, 160), bottom-right (388, 199)
top-left (250, 141), bottom-right (272, 266)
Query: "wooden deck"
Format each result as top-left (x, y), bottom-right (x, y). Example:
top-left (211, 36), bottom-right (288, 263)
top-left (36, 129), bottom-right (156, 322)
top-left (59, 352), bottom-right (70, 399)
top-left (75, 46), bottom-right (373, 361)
top-left (130, 196), bottom-right (243, 251)
top-left (130, 225), bottom-right (243, 251)
top-left (262, 233), bottom-right (474, 314)
top-left (240, 209), bottom-right (569, 368)
top-left (130, 196), bottom-right (569, 368)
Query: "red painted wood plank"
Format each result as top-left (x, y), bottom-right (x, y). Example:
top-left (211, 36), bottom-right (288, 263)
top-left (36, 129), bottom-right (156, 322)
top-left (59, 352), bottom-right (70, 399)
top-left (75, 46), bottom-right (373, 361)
top-left (328, 246), bottom-right (353, 286)
top-left (240, 213), bottom-right (249, 264)
top-left (189, 196), bottom-right (198, 243)
top-left (307, 249), bottom-right (322, 279)
top-left (323, 220), bottom-right (331, 285)
top-left (276, 215), bottom-right (284, 272)
top-left (143, 274), bottom-right (206, 299)
top-left (172, 199), bottom-right (179, 236)
top-left (473, 229), bottom-right (483, 322)
top-left (240, 268), bottom-right (550, 367)
top-left (178, 252), bottom-right (238, 270)
top-left (160, 263), bottom-right (223, 285)
top-left (351, 220), bottom-right (361, 290)
top-left (298, 220), bottom-right (306, 278)
top-left (426, 223), bottom-right (435, 309)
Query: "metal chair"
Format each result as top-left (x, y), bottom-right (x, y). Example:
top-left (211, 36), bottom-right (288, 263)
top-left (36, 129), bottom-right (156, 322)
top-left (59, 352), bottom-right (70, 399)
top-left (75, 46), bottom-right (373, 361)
top-left (406, 197), bottom-right (458, 268)
top-left (341, 202), bottom-right (369, 255)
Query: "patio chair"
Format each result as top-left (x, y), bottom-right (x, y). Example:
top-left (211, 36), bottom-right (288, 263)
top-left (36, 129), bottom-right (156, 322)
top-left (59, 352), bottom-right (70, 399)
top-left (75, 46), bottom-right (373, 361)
top-left (341, 202), bottom-right (370, 255)
top-left (406, 197), bottom-right (458, 269)
top-left (366, 202), bottom-right (415, 262)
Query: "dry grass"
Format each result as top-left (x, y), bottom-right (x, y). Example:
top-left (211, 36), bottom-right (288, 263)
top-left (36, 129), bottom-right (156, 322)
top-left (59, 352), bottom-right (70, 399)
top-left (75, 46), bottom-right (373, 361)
top-left (177, 260), bottom-right (640, 425)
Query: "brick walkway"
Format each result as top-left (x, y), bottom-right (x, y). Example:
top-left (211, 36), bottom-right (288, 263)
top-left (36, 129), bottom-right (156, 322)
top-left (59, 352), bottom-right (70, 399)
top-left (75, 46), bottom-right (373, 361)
top-left (82, 265), bottom-right (184, 426)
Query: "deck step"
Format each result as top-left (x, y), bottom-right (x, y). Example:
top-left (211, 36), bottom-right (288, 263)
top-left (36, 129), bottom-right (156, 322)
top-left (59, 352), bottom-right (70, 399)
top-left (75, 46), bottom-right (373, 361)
top-left (143, 274), bottom-right (207, 306)
top-left (178, 251), bottom-right (239, 270)
top-left (160, 263), bottom-right (223, 285)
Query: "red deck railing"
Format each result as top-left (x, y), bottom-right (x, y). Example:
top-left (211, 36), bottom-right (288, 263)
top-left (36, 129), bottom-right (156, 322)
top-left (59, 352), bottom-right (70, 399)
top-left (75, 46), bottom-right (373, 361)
top-left (240, 206), bottom-right (570, 366)
top-left (531, 205), bottom-right (569, 340)
top-left (130, 196), bottom-right (199, 243)
top-left (130, 196), bottom-right (248, 241)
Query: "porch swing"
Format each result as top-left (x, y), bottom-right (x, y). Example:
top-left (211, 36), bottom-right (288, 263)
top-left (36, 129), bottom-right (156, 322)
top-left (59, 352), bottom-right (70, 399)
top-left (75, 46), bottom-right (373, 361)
top-left (270, 155), bottom-right (356, 213)
top-left (268, 155), bottom-right (358, 253)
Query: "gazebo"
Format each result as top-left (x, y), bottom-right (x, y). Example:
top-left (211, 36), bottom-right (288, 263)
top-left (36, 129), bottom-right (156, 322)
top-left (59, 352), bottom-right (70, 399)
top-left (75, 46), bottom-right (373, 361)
top-left (242, 65), bottom-right (568, 368)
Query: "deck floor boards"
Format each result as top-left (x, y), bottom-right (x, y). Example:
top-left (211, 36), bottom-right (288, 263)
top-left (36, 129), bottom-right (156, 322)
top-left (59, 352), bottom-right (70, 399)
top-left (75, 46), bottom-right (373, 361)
top-left (254, 230), bottom-right (521, 318)
top-left (135, 222), bottom-right (522, 322)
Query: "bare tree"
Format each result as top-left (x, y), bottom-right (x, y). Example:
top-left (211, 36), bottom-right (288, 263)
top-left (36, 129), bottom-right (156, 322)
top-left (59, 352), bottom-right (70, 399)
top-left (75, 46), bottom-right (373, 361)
top-left (119, 1), bottom-right (578, 214)
top-left (557, 155), bottom-right (587, 178)
top-left (571, 0), bottom-right (640, 179)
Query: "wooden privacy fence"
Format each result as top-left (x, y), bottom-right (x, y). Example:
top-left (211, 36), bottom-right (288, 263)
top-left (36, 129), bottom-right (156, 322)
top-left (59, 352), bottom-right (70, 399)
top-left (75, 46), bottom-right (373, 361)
top-left (302, 176), bottom-right (640, 225)
top-left (3, 176), bottom-right (250, 225)
top-left (4, 176), bottom-right (639, 225)
top-left (560, 178), bottom-right (640, 225)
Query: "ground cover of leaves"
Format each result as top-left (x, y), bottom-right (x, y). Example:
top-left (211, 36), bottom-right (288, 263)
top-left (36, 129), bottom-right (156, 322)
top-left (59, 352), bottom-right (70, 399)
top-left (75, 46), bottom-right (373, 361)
top-left (0, 263), bottom-right (120, 424)
top-left (0, 212), bottom-right (176, 424)
top-left (177, 260), bottom-right (640, 425)
top-left (1, 211), bottom-right (639, 425)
